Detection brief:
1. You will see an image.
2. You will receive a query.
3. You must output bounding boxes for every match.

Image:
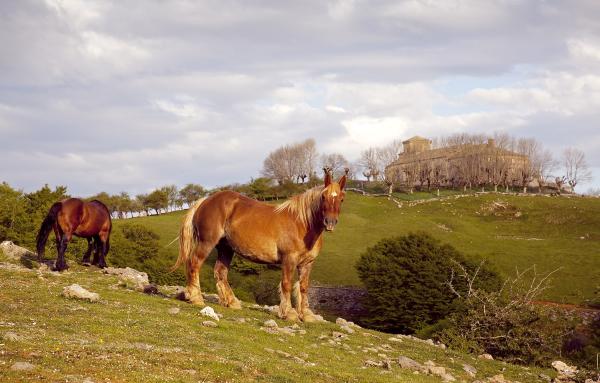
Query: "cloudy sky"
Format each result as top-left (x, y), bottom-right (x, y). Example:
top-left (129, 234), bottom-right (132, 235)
top-left (1, 0), bottom-right (599, 196)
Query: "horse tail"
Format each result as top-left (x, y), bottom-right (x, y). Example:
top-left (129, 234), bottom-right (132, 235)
top-left (172, 197), bottom-right (206, 272)
top-left (36, 202), bottom-right (62, 260)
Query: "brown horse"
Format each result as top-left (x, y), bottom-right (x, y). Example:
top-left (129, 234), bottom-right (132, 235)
top-left (36, 198), bottom-right (112, 271)
top-left (174, 168), bottom-right (347, 321)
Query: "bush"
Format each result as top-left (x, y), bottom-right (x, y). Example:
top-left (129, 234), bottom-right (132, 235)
top-left (356, 232), bottom-right (500, 333)
top-left (436, 266), bottom-right (578, 366)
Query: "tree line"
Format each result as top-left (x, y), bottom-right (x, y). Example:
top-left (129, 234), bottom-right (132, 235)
top-left (260, 134), bottom-right (593, 194)
top-left (88, 183), bottom-right (207, 218)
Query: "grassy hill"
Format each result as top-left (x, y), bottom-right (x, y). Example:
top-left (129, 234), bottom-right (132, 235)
top-left (113, 192), bottom-right (600, 305)
top-left (0, 254), bottom-right (555, 383)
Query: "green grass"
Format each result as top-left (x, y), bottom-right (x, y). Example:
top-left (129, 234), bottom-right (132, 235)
top-left (112, 192), bottom-right (600, 305)
top-left (0, 257), bottom-right (554, 382)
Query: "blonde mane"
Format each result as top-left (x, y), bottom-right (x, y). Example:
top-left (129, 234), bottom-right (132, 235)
top-left (274, 186), bottom-right (324, 228)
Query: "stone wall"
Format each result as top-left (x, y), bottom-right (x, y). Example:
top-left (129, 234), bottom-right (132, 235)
top-left (308, 285), bottom-right (368, 322)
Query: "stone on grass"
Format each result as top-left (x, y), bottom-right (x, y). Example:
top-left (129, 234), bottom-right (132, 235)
top-left (551, 360), bottom-right (578, 378)
top-left (478, 353), bottom-right (494, 360)
top-left (199, 306), bottom-right (219, 321)
top-left (62, 284), bottom-right (100, 302)
top-left (0, 241), bottom-right (35, 259)
top-left (10, 361), bottom-right (36, 371)
top-left (340, 325), bottom-right (355, 334)
top-left (202, 320), bottom-right (218, 328)
top-left (168, 307), bottom-right (180, 315)
top-left (463, 363), bottom-right (477, 377)
top-left (3, 331), bottom-right (22, 341)
top-left (336, 317), bottom-right (349, 326)
top-left (397, 356), bottom-right (425, 372)
top-left (263, 319), bottom-right (278, 328)
top-left (103, 267), bottom-right (149, 291)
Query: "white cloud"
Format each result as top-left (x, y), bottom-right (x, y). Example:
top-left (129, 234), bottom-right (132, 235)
top-left (0, 1), bottom-right (599, 193)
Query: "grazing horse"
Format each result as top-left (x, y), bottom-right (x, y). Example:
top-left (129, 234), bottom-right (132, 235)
top-left (174, 168), bottom-right (347, 321)
top-left (36, 198), bottom-right (112, 271)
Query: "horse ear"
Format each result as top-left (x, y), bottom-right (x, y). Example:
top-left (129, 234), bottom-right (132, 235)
top-left (323, 167), bottom-right (332, 187)
top-left (338, 168), bottom-right (349, 190)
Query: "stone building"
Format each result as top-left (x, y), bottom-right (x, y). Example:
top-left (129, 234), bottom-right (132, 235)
top-left (385, 136), bottom-right (529, 189)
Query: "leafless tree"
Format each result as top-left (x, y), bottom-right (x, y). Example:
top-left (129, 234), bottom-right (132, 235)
top-left (563, 147), bottom-right (592, 192)
top-left (531, 148), bottom-right (556, 193)
top-left (359, 147), bottom-right (380, 181)
top-left (320, 153), bottom-right (349, 178)
top-left (262, 138), bottom-right (318, 184)
top-left (516, 138), bottom-right (538, 193)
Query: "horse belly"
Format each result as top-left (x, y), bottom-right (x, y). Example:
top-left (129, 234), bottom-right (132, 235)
top-left (225, 229), bottom-right (279, 264)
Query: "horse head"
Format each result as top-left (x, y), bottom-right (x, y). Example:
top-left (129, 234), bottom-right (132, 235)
top-left (321, 167), bottom-right (348, 232)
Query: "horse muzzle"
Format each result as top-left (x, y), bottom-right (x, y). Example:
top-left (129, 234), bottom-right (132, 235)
top-left (324, 218), bottom-right (337, 232)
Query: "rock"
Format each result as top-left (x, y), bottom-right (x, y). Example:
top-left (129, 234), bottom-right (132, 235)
top-left (82, 378), bottom-right (94, 383)
top-left (538, 373), bottom-right (551, 382)
top-left (203, 293), bottom-right (220, 304)
top-left (313, 314), bottom-right (326, 322)
top-left (143, 284), bottom-right (160, 295)
top-left (336, 317), bottom-right (349, 326)
top-left (551, 360), bottom-right (578, 378)
top-left (3, 331), bottom-right (22, 341)
top-left (103, 267), bottom-right (149, 291)
top-left (200, 306), bottom-right (219, 321)
top-left (10, 361), bottom-right (36, 371)
top-left (331, 331), bottom-right (347, 340)
top-left (263, 319), bottom-right (278, 328)
top-left (0, 241), bottom-right (35, 259)
top-left (340, 325), bottom-right (355, 334)
top-left (62, 284), bottom-right (100, 302)
top-left (388, 337), bottom-right (402, 343)
top-left (168, 307), bottom-right (180, 315)
top-left (397, 356), bottom-right (425, 372)
top-left (463, 363), bottom-right (477, 377)
top-left (202, 320), bottom-right (217, 328)
top-left (487, 374), bottom-right (510, 383)
top-left (478, 353), bottom-right (494, 360)
top-left (364, 360), bottom-right (382, 367)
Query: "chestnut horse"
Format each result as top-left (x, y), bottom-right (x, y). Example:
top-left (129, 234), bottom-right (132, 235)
top-left (36, 198), bottom-right (112, 271)
top-left (174, 168), bottom-right (347, 321)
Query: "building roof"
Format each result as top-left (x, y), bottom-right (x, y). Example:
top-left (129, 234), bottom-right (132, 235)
top-left (402, 136), bottom-right (430, 143)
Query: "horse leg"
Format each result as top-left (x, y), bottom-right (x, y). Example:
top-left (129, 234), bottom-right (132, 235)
top-left (54, 232), bottom-right (71, 271)
top-left (82, 237), bottom-right (93, 265)
top-left (184, 242), bottom-right (211, 306)
top-left (214, 241), bottom-right (241, 309)
top-left (278, 260), bottom-right (299, 321)
top-left (97, 231), bottom-right (109, 269)
top-left (296, 260), bottom-right (317, 322)
top-left (91, 235), bottom-right (101, 265)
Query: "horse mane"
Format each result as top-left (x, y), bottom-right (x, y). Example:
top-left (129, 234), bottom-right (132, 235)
top-left (274, 186), bottom-right (323, 228)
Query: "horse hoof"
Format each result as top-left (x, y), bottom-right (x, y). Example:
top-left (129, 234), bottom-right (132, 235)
top-left (301, 312), bottom-right (317, 323)
top-left (189, 296), bottom-right (205, 306)
top-left (228, 299), bottom-right (242, 310)
top-left (284, 308), bottom-right (299, 322)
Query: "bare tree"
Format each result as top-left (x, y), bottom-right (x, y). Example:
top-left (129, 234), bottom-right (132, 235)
top-left (516, 138), bottom-right (538, 193)
top-left (531, 148), bottom-right (556, 193)
top-left (321, 153), bottom-right (349, 178)
top-left (262, 139), bottom-right (318, 184)
top-left (359, 147), bottom-right (380, 181)
top-left (563, 147), bottom-right (592, 192)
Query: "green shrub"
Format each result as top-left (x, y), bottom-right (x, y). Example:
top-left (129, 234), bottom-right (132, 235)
top-left (436, 266), bottom-right (578, 366)
top-left (356, 232), bottom-right (500, 333)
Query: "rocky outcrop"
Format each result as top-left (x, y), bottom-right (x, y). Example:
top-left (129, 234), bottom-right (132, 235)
top-left (0, 241), bottom-right (36, 260)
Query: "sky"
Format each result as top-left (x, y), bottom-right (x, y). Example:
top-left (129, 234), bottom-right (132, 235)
top-left (1, 0), bottom-right (599, 196)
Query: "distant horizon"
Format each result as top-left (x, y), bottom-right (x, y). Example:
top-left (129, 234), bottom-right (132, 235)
top-left (1, 1), bottom-right (599, 195)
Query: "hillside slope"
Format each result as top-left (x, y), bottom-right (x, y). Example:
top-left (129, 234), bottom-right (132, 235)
top-left (0, 251), bottom-right (555, 383)
top-left (116, 193), bottom-right (600, 305)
